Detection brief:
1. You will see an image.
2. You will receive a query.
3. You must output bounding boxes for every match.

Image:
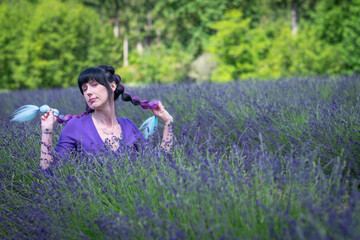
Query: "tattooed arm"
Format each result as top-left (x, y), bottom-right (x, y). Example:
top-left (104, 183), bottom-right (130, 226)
top-left (40, 110), bottom-right (57, 169)
top-left (161, 120), bottom-right (174, 152)
top-left (151, 102), bottom-right (174, 152)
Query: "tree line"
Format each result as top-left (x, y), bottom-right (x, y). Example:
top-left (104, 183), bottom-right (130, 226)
top-left (0, 0), bottom-right (359, 89)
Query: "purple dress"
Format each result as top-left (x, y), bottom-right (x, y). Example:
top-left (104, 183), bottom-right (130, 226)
top-left (54, 114), bottom-right (145, 156)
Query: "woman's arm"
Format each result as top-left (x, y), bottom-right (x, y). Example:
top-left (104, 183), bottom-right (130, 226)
top-left (151, 102), bottom-right (174, 152)
top-left (161, 120), bottom-right (174, 152)
top-left (40, 110), bottom-right (57, 169)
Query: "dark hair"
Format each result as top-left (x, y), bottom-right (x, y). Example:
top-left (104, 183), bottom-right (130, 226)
top-left (57, 65), bottom-right (159, 123)
top-left (78, 65), bottom-right (142, 108)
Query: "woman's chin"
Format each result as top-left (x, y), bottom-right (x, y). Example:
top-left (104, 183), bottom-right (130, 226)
top-left (88, 102), bottom-right (99, 109)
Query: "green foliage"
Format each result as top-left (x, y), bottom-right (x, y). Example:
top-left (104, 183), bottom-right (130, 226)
top-left (208, 10), bottom-right (262, 81)
top-left (290, 24), bottom-right (343, 76)
top-left (341, 0), bottom-right (360, 72)
top-left (312, 0), bottom-right (359, 74)
top-left (262, 23), bottom-right (342, 78)
top-left (0, 0), bottom-right (121, 90)
top-left (0, 0), bottom-right (359, 89)
top-left (207, 9), bottom-right (342, 81)
top-left (16, 0), bottom-right (120, 89)
top-left (313, 0), bottom-right (349, 44)
top-left (210, 65), bottom-right (237, 83)
top-left (118, 42), bottom-right (192, 84)
top-left (0, 1), bottom-right (33, 90)
top-left (153, 0), bottom-right (231, 55)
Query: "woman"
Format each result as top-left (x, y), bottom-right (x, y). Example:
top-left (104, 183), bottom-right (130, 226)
top-left (40, 65), bottom-right (174, 169)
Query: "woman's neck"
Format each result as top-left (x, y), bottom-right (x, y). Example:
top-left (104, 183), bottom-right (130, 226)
top-left (92, 102), bottom-right (117, 128)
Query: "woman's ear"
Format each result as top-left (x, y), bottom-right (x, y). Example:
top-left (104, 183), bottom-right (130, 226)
top-left (110, 81), bottom-right (117, 92)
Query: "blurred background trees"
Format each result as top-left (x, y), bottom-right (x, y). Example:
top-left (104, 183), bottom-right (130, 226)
top-left (0, 0), bottom-right (358, 89)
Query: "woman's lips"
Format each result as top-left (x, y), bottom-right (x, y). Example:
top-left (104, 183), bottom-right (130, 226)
top-left (89, 98), bottom-right (96, 103)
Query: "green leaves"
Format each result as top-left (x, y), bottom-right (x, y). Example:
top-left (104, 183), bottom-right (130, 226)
top-left (207, 9), bottom-right (271, 81)
top-left (341, 0), bottom-right (360, 72)
top-left (118, 42), bottom-right (193, 84)
top-left (0, 0), bottom-right (359, 88)
top-left (0, 1), bottom-right (33, 89)
top-left (207, 7), bottom-right (344, 81)
top-left (1, 0), bottom-right (120, 90)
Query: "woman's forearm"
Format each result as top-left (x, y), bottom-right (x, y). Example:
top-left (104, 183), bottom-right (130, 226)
top-left (41, 128), bottom-right (53, 169)
top-left (161, 120), bottom-right (174, 152)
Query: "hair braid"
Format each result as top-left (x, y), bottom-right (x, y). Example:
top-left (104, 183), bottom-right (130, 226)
top-left (57, 107), bottom-right (93, 124)
top-left (10, 66), bottom-right (160, 125)
top-left (96, 65), bottom-right (159, 109)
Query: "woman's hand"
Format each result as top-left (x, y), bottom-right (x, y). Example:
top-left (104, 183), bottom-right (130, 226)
top-left (151, 101), bottom-right (173, 124)
top-left (152, 101), bottom-right (174, 152)
top-left (41, 109), bottom-right (57, 131)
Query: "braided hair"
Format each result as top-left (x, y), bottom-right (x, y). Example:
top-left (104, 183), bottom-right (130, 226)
top-left (11, 65), bottom-right (159, 124)
top-left (59, 65), bottom-right (158, 123)
top-left (79, 65), bottom-right (158, 110)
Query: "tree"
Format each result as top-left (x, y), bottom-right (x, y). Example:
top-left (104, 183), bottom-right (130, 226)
top-left (153, 0), bottom-right (244, 56)
top-left (312, 0), bottom-right (359, 73)
top-left (207, 9), bottom-right (272, 81)
top-left (78, 0), bottom-right (157, 67)
top-left (207, 8), bottom-right (342, 81)
top-left (257, 0), bottom-right (321, 34)
top-left (341, 0), bottom-right (360, 72)
top-left (12, 0), bottom-right (117, 89)
top-left (262, 23), bottom-right (342, 78)
top-left (0, 1), bottom-right (33, 89)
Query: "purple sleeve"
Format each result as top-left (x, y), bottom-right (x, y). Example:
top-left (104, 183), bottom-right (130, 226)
top-left (54, 119), bottom-right (78, 156)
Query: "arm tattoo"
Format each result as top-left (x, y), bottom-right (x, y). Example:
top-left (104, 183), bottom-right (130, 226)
top-left (166, 122), bottom-right (174, 139)
top-left (162, 122), bottom-right (174, 149)
top-left (166, 122), bottom-right (174, 133)
top-left (43, 128), bottom-right (52, 135)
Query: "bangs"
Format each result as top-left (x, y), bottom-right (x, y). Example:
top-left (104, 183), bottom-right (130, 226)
top-left (78, 67), bottom-right (109, 94)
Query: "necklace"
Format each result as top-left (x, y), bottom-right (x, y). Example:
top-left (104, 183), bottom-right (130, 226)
top-left (101, 124), bottom-right (115, 135)
top-left (93, 117), bottom-right (117, 135)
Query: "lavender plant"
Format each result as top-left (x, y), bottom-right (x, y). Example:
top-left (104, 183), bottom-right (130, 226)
top-left (1, 75), bottom-right (359, 239)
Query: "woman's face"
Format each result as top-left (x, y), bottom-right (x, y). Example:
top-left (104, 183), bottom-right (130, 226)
top-left (81, 80), bottom-right (112, 110)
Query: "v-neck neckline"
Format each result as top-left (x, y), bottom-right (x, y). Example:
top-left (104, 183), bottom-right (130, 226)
top-left (89, 115), bottom-right (124, 151)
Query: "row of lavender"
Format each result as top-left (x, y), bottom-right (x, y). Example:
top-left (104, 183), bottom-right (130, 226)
top-left (1, 75), bottom-right (359, 239)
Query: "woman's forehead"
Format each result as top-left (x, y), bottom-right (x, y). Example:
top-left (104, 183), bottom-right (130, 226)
top-left (87, 79), bottom-right (96, 84)
top-left (82, 79), bottom-right (97, 85)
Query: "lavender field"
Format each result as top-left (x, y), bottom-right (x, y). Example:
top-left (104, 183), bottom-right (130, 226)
top-left (1, 76), bottom-right (360, 239)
